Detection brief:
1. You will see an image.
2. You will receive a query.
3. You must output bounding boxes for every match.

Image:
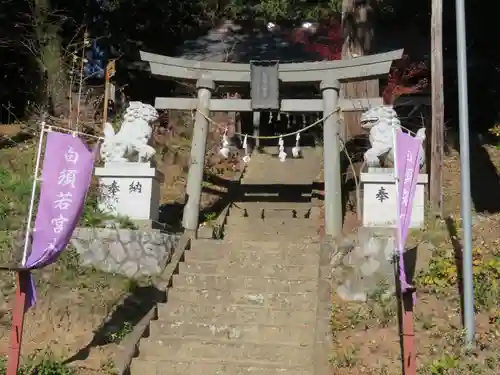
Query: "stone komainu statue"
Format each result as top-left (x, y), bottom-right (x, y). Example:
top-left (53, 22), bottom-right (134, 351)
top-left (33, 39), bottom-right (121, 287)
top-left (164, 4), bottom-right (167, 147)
top-left (360, 105), bottom-right (426, 168)
top-left (101, 101), bottom-right (159, 163)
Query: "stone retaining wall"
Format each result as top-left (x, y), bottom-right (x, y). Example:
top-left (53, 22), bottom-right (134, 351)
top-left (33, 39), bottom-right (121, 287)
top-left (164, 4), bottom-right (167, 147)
top-left (71, 228), bottom-right (179, 278)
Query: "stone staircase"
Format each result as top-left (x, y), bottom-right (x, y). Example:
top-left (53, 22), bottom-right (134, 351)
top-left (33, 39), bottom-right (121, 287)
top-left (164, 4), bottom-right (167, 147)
top-left (129, 148), bottom-right (331, 375)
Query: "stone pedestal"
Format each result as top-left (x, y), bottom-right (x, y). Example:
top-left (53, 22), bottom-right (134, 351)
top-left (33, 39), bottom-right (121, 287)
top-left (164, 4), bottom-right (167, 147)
top-left (360, 167), bottom-right (428, 229)
top-left (95, 162), bottom-right (164, 223)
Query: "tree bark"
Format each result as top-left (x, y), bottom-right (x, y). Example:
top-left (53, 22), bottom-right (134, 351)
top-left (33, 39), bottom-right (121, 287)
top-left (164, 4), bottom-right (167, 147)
top-left (341, 0), bottom-right (378, 140)
top-left (34, 0), bottom-right (66, 116)
top-left (430, 0), bottom-right (444, 216)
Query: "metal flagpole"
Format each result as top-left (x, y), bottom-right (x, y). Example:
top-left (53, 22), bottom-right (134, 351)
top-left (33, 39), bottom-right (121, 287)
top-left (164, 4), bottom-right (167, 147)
top-left (455, 0), bottom-right (475, 347)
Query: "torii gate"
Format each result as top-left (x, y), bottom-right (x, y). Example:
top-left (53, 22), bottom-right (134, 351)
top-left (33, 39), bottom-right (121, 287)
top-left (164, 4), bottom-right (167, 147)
top-left (140, 49), bottom-right (403, 238)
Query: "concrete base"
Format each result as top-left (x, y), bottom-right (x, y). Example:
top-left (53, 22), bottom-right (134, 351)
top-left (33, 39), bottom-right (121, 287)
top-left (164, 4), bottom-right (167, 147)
top-left (95, 162), bottom-right (164, 222)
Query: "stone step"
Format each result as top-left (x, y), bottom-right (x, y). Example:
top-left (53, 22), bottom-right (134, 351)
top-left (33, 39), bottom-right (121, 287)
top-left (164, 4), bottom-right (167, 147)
top-left (244, 155), bottom-right (319, 166)
top-left (188, 239), bottom-right (320, 257)
top-left (179, 261), bottom-right (318, 279)
top-left (167, 286), bottom-right (317, 310)
top-left (137, 337), bottom-right (313, 366)
top-left (237, 185), bottom-right (313, 199)
top-left (224, 220), bottom-right (319, 235)
top-left (223, 222), bottom-right (318, 238)
top-left (237, 186), bottom-right (314, 195)
top-left (239, 181), bottom-right (314, 190)
top-left (229, 204), bottom-right (312, 219)
top-left (130, 358), bottom-right (312, 375)
top-left (149, 320), bottom-right (315, 346)
top-left (184, 246), bottom-right (319, 265)
top-left (222, 231), bottom-right (318, 242)
top-left (241, 172), bottom-right (318, 181)
top-left (242, 161), bottom-right (318, 173)
top-left (190, 239), bottom-right (317, 250)
top-left (231, 201), bottom-right (313, 210)
top-left (172, 274), bottom-right (317, 293)
top-left (241, 167), bottom-right (317, 179)
top-left (225, 214), bottom-right (317, 223)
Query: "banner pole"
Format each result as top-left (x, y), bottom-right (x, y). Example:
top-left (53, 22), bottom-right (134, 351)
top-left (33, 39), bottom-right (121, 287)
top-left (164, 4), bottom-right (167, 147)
top-left (9, 125), bottom-right (47, 374)
top-left (7, 271), bottom-right (30, 375)
top-left (21, 126), bottom-right (47, 266)
top-left (392, 126), bottom-right (416, 375)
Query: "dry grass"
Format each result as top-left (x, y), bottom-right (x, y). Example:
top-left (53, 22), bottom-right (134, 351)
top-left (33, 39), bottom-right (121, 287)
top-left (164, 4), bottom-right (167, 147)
top-left (328, 145), bottom-right (500, 374)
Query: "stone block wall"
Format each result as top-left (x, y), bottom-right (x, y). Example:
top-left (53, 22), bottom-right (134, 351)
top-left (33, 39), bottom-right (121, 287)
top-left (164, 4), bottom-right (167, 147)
top-left (71, 228), bottom-right (179, 278)
top-left (332, 227), bottom-right (396, 302)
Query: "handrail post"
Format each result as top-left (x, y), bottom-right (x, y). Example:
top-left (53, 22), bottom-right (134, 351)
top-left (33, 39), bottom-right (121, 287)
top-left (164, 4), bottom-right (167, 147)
top-left (321, 78), bottom-right (342, 238)
top-left (182, 77), bottom-right (215, 235)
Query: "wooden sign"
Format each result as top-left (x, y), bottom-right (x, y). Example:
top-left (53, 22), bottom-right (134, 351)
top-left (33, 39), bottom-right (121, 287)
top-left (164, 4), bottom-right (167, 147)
top-left (106, 60), bottom-right (116, 80)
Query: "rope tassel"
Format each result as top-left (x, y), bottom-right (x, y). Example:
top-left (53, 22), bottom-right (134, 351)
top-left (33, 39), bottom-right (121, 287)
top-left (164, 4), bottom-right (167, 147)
top-left (292, 132), bottom-right (301, 158)
top-left (278, 135), bottom-right (287, 162)
top-left (219, 128), bottom-right (230, 158)
top-left (242, 134), bottom-right (251, 164)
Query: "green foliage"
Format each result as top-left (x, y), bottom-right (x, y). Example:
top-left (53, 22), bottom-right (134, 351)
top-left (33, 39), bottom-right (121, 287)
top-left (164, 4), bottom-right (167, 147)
top-left (203, 211), bottom-right (217, 223)
top-left (0, 147), bottom-right (35, 230)
top-left (0, 355), bottom-right (74, 375)
top-left (225, 0), bottom-right (343, 21)
top-left (80, 193), bottom-right (138, 229)
top-left (105, 321), bottom-right (133, 343)
top-left (416, 246), bottom-right (500, 311)
top-left (79, 184), bottom-right (138, 229)
top-left (424, 354), bottom-right (460, 375)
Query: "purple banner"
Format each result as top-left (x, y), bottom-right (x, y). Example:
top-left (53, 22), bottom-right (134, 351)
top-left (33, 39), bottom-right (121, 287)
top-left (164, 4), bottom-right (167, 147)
top-left (24, 131), bottom-right (96, 309)
top-left (395, 130), bottom-right (423, 293)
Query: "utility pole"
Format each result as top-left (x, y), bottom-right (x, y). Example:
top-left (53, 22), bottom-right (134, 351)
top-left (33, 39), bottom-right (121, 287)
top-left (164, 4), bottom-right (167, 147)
top-left (430, 0), bottom-right (444, 217)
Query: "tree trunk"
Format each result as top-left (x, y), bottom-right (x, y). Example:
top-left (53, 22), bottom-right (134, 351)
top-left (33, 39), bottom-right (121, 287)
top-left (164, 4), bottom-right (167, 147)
top-left (430, 0), bottom-right (444, 216)
top-left (34, 0), bottom-right (66, 116)
top-left (341, 0), bottom-right (378, 140)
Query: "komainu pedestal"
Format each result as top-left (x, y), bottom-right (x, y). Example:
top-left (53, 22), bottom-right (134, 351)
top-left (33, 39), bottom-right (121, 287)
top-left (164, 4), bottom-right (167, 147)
top-left (361, 167), bottom-right (428, 228)
top-left (95, 162), bottom-right (164, 223)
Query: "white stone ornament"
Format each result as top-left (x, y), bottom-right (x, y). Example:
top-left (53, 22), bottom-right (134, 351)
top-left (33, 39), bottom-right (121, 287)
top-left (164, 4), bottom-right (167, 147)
top-left (292, 132), bottom-right (301, 158)
top-left (101, 101), bottom-right (159, 163)
top-left (360, 105), bottom-right (426, 168)
top-left (242, 135), bottom-right (251, 164)
top-left (278, 136), bottom-right (287, 162)
top-left (219, 128), bottom-right (230, 158)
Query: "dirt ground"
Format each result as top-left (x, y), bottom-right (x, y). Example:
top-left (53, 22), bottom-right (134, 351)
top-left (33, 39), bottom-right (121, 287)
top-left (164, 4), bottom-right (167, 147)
top-left (321, 145), bottom-right (500, 374)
